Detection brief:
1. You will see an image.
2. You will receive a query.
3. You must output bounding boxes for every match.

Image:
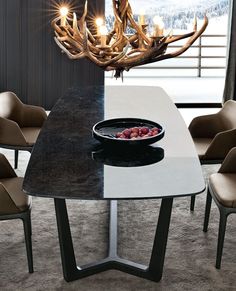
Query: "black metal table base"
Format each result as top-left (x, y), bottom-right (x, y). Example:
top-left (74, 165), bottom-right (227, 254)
top-left (54, 198), bottom-right (173, 282)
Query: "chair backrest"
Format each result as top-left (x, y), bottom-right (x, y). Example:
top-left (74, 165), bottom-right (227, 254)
top-left (219, 100), bottom-right (236, 130)
top-left (219, 147), bottom-right (236, 173)
top-left (0, 154), bottom-right (16, 179)
top-left (0, 92), bottom-right (23, 124)
top-left (0, 154), bottom-right (19, 215)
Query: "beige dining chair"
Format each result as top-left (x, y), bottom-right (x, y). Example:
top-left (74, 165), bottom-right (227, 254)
top-left (188, 100), bottom-right (236, 210)
top-left (203, 147), bottom-right (236, 269)
top-left (0, 91), bottom-right (47, 169)
top-left (0, 153), bottom-right (33, 273)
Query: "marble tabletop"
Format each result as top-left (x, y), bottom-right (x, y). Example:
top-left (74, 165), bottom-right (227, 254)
top-left (23, 86), bottom-right (205, 200)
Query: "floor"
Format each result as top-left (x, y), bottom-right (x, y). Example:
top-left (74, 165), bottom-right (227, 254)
top-left (1, 108), bottom-right (236, 291)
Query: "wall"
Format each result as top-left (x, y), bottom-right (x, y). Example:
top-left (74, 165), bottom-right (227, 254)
top-left (0, 0), bottom-right (104, 109)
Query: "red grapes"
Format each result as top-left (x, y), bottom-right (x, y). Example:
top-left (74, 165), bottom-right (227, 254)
top-left (115, 126), bottom-right (159, 140)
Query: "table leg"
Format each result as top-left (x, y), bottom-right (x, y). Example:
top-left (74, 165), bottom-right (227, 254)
top-left (148, 197), bottom-right (173, 281)
top-left (54, 198), bottom-right (112, 281)
top-left (54, 197), bottom-right (173, 282)
top-left (54, 198), bottom-right (78, 282)
top-left (108, 200), bottom-right (118, 258)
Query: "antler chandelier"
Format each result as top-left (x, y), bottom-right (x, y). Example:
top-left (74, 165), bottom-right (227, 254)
top-left (52, 0), bottom-right (208, 78)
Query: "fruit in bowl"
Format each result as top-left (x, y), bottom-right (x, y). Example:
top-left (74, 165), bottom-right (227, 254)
top-left (115, 126), bottom-right (160, 140)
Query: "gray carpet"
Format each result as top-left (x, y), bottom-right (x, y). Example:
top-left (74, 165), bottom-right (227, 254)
top-left (0, 149), bottom-right (236, 291)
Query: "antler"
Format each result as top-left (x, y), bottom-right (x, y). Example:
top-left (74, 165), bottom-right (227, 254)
top-left (52, 0), bottom-right (208, 78)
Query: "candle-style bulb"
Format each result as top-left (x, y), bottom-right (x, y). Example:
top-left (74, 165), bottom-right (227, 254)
top-left (60, 6), bottom-right (69, 26)
top-left (139, 9), bottom-right (146, 26)
top-left (96, 18), bottom-right (104, 27)
top-left (153, 16), bottom-right (164, 37)
top-left (96, 18), bottom-right (104, 36)
top-left (99, 25), bottom-right (108, 47)
top-left (99, 25), bottom-right (108, 35)
top-left (153, 16), bottom-right (164, 27)
top-left (60, 6), bottom-right (68, 17)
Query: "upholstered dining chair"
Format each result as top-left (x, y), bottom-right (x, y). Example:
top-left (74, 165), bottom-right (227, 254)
top-left (203, 147), bottom-right (236, 269)
top-left (0, 153), bottom-right (33, 273)
top-left (0, 91), bottom-right (47, 169)
top-left (188, 100), bottom-right (236, 211)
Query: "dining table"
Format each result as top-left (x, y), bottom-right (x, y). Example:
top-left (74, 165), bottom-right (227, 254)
top-left (23, 85), bottom-right (205, 282)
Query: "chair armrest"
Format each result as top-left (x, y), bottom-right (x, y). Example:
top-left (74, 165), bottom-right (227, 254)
top-left (0, 117), bottom-right (27, 146)
top-left (0, 154), bottom-right (17, 178)
top-left (219, 147), bottom-right (236, 173)
top-left (21, 104), bottom-right (47, 127)
top-left (188, 113), bottom-right (223, 138)
top-left (204, 128), bottom-right (236, 160)
top-left (0, 183), bottom-right (19, 214)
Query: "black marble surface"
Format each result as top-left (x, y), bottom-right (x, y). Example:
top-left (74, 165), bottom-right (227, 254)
top-left (23, 86), bottom-right (205, 200)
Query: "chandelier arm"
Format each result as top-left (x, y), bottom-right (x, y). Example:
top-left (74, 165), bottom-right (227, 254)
top-left (79, 0), bottom-right (88, 25)
top-left (127, 48), bottom-right (146, 56)
top-left (68, 16), bottom-right (81, 37)
top-left (64, 22), bottom-right (101, 54)
top-left (165, 16), bottom-right (205, 45)
top-left (67, 26), bottom-right (83, 42)
top-left (57, 36), bottom-right (83, 53)
top-left (70, 28), bottom-right (100, 53)
top-left (107, 30), bottom-right (116, 44)
top-left (127, 12), bottom-right (152, 46)
top-left (85, 45), bottom-right (129, 68)
top-left (110, 19), bottom-right (128, 50)
top-left (112, 0), bottom-right (123, 24)
top-left (132, 16), bottom-right (208, 65)
top-left (54, 37), bottom-right (85, 59)
top-left (70, 17), bottom-right (96, 46)
top-left (165, 32), bottom-right (195, 44)
top-left (128, 35), bottom-right (140, 49)
top-left (111, 1), bottom-right (130, 48)
top-left (81, 22), bottom-right (116, 67)
top-left (86, 28), bottom-right (97, 44)
top-left (51, 17), bottom-right (67, 36)
top-left (111, 35), bottom-right (128, 50)
top-left (59, 27), bottom-right (92, 54)
top-left (115, 37), bottom-right (167, 67)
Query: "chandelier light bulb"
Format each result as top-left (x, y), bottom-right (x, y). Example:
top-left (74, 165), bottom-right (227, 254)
top-left (99, 25), bottom-right (108, 36)
top-left (139, 9), bottom-right (146, 25)
top-left (153, 16), bottom-right (164, 37)
top-left (60, 6), bottom-right (69, 17)
top-left (60, 6), bottom-right (69, 27)
top-left (153, 16), bottom-right (164, 28)
top-left (99, 25), bottom-right (108, 47)
top-left (96, 18), bottom-right (104, 27)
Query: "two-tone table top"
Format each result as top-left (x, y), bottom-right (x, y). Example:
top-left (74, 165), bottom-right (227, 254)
top-left (23, 86), bottom-right (205, 200)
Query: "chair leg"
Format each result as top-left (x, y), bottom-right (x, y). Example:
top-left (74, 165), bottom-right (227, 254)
top-left (216, 210), bottom-right (228, 269)
top-left (190, 195), bottom-right (196, 211)
top-left (203, 189), bottom-right (212, 232)
top-left (22, 210), bottom-right (34, 273)
top-left (14, 150), bottom-right (19, 169)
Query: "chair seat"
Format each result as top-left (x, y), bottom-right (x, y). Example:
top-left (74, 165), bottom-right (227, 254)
top-left (21, 127), bottom-right (41, 146)
top-left (209, 173), bottom-right (236, 208)
top-left (193, 138), bottom-right (212, 159)
top-left (0, 177), bottom-right (31, 212)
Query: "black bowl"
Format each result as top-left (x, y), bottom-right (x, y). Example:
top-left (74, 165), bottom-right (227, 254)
top-left (92, 118), bottom-right (165, 146)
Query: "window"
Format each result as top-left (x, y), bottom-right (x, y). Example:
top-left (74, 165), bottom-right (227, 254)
top-left (105, 0), bottom-right (229, 104)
